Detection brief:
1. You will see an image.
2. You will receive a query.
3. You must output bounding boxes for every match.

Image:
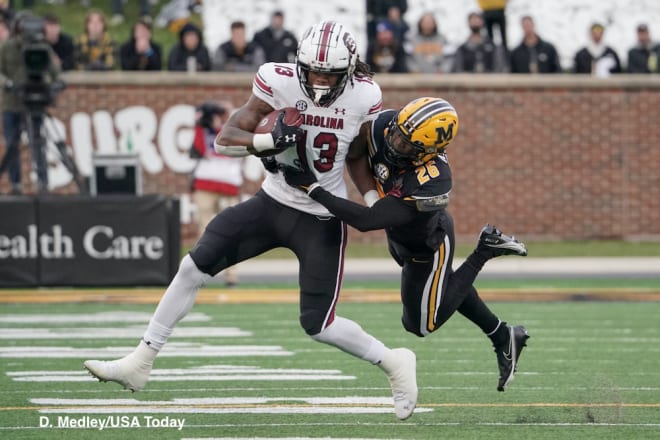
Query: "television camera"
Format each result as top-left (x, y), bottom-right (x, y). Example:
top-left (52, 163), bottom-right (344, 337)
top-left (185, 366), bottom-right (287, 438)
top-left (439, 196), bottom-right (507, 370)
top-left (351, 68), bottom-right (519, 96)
top-left (19, 14), bottom-right (66, 113)
top-left (13, 14), bottom-right (85, 193)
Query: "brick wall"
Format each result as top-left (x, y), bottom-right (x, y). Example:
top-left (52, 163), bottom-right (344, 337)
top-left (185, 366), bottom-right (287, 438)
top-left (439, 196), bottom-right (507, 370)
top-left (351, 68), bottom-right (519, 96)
top-left (2, 72), bottom-right (659, 244)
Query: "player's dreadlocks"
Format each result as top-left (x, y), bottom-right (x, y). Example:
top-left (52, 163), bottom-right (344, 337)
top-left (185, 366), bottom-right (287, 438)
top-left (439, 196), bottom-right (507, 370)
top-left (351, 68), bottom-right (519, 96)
top-left (354, 56), bottom-right (374, 78)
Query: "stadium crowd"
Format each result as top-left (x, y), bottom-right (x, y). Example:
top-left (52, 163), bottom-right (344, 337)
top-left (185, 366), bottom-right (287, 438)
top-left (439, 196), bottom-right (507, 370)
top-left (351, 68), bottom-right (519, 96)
top-left (0, 0), bottom-right (658, 74)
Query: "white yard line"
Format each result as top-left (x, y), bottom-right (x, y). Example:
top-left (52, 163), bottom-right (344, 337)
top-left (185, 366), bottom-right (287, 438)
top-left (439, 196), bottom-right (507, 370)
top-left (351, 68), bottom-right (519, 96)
top-left (0, 327), bottom-right (250, 339)
top-left (0, 312), bottom-right (210, 324)
top-left (0, 343), bottom-right (292, 358)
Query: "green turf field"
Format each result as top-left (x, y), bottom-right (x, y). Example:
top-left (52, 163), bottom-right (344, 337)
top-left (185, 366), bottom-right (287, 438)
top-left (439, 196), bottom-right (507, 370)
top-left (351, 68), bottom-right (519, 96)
top-left (1, 301), bottom-right (659, 439)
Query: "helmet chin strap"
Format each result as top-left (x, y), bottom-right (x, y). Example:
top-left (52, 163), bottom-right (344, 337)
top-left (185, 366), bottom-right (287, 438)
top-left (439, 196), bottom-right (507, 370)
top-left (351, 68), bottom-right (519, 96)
top-left (312, 85), bottom-right (330, 104)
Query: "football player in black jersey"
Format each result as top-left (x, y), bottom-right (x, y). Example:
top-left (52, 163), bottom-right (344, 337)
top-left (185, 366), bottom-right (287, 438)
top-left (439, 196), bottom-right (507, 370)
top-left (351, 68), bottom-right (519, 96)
top-left (284, 97), bottom-right (530, 392)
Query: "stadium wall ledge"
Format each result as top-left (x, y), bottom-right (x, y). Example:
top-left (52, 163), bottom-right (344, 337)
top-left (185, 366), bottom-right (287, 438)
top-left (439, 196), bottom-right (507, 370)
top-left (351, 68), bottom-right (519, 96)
top-left (61, 71), bottom-right (660, 90)
top-left (2, 72), bottom-right (658, 244)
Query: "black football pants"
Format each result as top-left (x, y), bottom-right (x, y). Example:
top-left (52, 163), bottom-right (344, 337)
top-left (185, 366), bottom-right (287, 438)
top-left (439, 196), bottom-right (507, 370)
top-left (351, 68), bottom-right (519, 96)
top-left (396, 212), bottom-right (499, 337)
top-left (189, 189), bottom-right (347, 335)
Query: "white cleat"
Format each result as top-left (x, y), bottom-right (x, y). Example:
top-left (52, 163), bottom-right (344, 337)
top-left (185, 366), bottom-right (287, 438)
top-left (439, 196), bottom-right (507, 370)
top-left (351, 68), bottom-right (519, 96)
top-left (83, 342), bottom-right (156, 392)
top-left (379, 348), bottom-right (418, 420)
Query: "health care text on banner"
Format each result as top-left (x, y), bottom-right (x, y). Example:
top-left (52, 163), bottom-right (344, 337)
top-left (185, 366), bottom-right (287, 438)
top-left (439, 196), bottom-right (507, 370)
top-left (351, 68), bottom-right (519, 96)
top-left (0, 195), bottom-right (180, 286)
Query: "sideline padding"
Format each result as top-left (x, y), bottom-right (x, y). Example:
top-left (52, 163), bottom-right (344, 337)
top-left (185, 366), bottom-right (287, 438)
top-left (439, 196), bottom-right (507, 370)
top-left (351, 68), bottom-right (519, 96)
top-left (1, 288), bottom-right (659, 304)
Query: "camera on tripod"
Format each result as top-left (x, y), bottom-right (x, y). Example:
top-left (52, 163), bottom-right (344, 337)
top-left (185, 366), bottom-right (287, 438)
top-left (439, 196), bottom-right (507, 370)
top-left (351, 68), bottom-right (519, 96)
top-left (2, 13), bottom-right (83, 194)
top-left (19, 15), bottom-right (65, 113)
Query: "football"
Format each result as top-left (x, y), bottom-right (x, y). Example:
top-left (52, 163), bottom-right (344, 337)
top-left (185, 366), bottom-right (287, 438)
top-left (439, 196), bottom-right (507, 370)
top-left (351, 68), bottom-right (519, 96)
top-left (253, 107), bottom-right (302, 157)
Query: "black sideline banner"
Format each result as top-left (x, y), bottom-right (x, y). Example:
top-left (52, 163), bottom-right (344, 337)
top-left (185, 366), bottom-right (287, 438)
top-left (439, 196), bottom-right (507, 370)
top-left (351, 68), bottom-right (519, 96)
top-left (0, 195), bottom-right (180, 286)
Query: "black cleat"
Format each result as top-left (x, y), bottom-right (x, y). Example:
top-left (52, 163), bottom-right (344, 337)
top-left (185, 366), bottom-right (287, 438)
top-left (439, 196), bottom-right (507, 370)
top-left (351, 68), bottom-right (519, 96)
top-left (478, 224), bottom-right (528, 257)
top-left (494, 325), bottom-right (529, 392)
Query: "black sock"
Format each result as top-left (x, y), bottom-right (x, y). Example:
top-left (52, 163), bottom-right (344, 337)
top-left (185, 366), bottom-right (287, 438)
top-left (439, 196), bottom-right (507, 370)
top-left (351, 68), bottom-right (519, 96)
top-left (487, 321), bottom-right (509, 346)
top-left (453, 247), bottom-right (494, 291)
top-left (457, 286), bottom-right (502, 340)
top-left (465, 247), bottom-right (497, 272)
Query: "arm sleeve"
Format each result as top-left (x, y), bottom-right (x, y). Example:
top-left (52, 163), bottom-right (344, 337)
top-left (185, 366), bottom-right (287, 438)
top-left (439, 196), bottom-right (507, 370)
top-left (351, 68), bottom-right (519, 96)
top-left (310, 187), bottom-right (417, 232)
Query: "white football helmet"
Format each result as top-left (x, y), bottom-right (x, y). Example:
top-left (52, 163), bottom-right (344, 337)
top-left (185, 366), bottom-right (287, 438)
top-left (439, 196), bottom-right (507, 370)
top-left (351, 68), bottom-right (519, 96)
top-left (296, 21), bottom-right (357, 106)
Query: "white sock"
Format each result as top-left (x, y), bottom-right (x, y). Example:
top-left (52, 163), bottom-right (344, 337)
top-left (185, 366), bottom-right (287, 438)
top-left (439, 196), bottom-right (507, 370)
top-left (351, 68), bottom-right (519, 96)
top-left (378, 348), bottom-right (398, 373)
top-left (311, 316), bottom-right (387, 364)
top-left (131, 340), bottom-right (158, 365)
top-left (142, 254), bottom-right (211, 350)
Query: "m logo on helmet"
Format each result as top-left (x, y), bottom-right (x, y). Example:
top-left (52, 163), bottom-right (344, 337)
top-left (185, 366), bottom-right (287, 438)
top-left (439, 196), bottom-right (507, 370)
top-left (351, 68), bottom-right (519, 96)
top-left (435, 123), bottom-right (455, 146)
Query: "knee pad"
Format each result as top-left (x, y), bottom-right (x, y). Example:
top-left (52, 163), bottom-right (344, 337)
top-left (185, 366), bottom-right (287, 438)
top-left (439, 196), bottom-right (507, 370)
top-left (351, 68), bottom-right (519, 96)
top-left (299, 308), bottom-right (327, 336)
top-left (178, 254), bottom-right (211, 287)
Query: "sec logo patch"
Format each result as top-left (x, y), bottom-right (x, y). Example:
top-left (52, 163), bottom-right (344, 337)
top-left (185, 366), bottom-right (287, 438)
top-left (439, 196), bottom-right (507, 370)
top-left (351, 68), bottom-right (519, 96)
top-left (374, 163), bottom-right (389, 182)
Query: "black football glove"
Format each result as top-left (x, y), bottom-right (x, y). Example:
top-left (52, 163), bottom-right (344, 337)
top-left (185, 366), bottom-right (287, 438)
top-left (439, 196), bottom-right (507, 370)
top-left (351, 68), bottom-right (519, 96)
top-left (282, 155), bottom-right (318, 193)
top-left (261, 156), bottom-right (280, 174)
top-left (271, 111), bottom-right (304, 151)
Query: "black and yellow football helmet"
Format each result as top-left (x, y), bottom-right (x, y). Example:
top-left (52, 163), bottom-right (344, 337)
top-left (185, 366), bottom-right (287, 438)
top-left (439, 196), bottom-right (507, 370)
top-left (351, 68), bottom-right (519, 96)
top-left (384, 97), bottom-right (459, 168)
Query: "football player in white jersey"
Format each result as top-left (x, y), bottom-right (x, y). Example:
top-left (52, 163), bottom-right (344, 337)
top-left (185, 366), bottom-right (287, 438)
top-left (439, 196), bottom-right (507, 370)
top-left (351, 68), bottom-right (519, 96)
top-left (83, 21), bottom-right (418, 420)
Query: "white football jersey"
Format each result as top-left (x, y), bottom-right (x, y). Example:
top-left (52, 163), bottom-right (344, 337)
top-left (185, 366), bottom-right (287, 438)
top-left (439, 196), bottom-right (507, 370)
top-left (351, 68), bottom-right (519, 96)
top-left (252, 62), bottom-right (382, 216)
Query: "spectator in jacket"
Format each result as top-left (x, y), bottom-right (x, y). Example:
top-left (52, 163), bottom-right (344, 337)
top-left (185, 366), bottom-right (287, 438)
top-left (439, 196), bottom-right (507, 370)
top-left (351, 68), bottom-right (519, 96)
top-left (253, 10), bottom-right (297, 64)
top-left (452, 12), bottom-right (506, 73)
top-left (120, 19), bottom-right (162, 71)
top-left (408, 12), bottom-right (448, 73)
top-left (213, 20), bottom-right (264, 72)
top-left (366, 20), bottom-right (409, 73)
top-left (627, 24), bottom-right (660, 73)
top-left (189, 101), bottom-right (257, 286)
top-left (382, 3), bottom-right (409, 45)
top-left (74, 10), bottom-right (117, 70)
top-left (167, 22), bottom-right (211, 72)
top-left (44, 13), bottom-right (75, 71)
top-left (509, 16), bottom-right (561, 73)
top-left (366, 0), bottom-right (407, 41)
top-left (573, 23), bottom-right (622, 76)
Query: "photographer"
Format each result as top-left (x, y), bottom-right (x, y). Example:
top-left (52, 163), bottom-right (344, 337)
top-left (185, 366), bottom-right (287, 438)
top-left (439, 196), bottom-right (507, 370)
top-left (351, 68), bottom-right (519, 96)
top-left (189, 101), bottom-right (260, 286)
top-left (0, 12), bottom-right (61, 194)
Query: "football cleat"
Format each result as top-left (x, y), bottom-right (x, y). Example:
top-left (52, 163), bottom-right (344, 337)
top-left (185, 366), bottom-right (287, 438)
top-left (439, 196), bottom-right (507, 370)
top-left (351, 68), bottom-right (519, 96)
top-left (478, 224), bottom-right (528, 256)
top-left (378, 348), bottom-right (418, 420)
top-left (494, 325), bottom-right (530, 391)
top-left (83, 343), bottom-right (156, 392)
